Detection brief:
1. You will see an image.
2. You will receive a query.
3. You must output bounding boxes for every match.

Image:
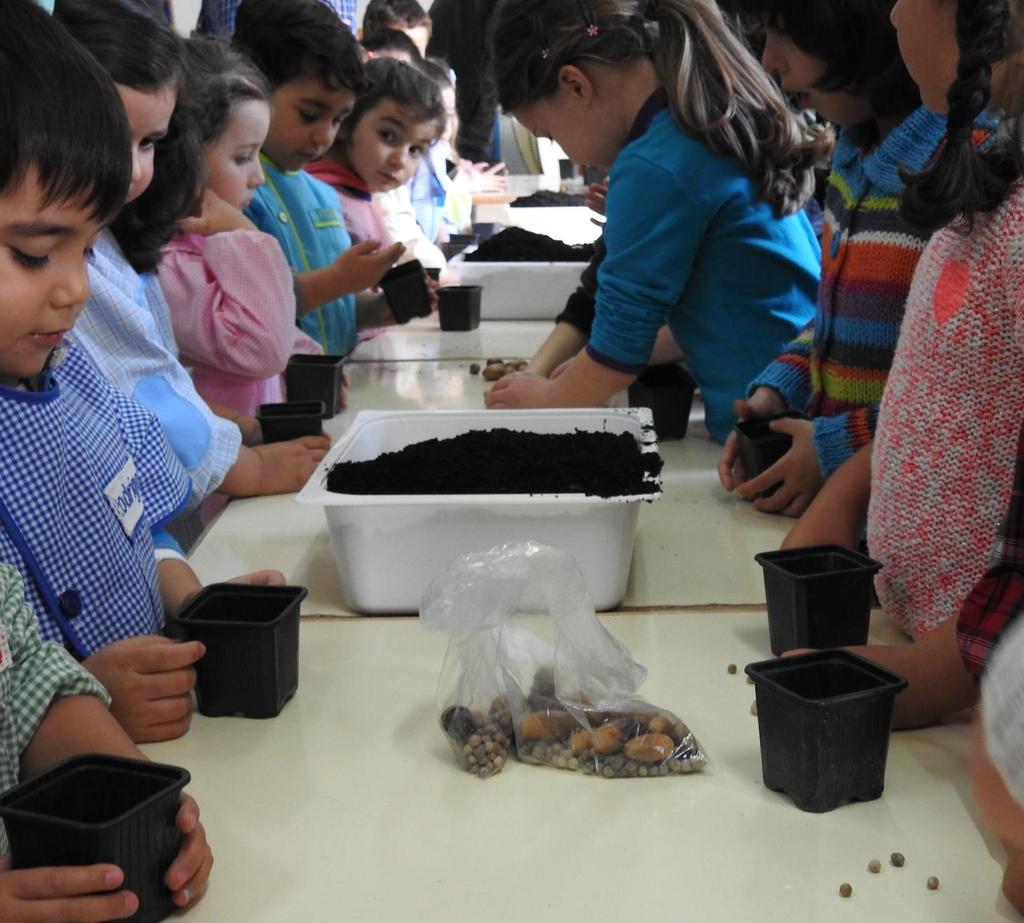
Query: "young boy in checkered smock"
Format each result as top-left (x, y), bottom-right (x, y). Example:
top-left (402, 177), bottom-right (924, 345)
top-left (0, 4), bottom-right (213, 918)
top-left (0, 0), bottom-right (285, 746)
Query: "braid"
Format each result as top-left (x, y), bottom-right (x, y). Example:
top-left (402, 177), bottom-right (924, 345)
top-left (901, 0), bottom-right (1023, 233)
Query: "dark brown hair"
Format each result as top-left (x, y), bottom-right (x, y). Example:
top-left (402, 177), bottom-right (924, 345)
top-left (490, 0), bottom-right (831, 216)
top-left (901, 0), bottom-right (1024, 233)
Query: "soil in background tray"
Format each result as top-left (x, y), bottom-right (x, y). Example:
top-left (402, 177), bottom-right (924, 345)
top-left (325, 429), bottom-right (662, 497)
top-left (463, 227), bottom-right (595, 263)
top-left (511, 190), bottom-right (587, 208)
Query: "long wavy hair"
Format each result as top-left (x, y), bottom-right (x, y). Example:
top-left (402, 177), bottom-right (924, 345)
top-left (55, 0), bottom-right (202, 273)
top-left (490, 0), bottom-right (832, 217)
top-left (901, 0), bottom-right (1024, 233)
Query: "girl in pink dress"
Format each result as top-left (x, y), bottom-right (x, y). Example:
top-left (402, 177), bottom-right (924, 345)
top-left (159, 38), bottom-right (321, 418)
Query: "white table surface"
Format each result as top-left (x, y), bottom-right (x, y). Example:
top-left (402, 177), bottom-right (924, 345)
top-left (141, 610), bottom-right (1014, 922)
top-left (188, 359), bottom-right (789, 614)
top-left (348, 318), bottom-right (553, 363)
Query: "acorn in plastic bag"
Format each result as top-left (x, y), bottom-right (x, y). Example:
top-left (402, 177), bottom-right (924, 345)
top-left (421, 541), bottom-right (707, 779)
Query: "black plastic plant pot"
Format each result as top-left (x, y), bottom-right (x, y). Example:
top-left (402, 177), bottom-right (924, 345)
top-left (755, 544), bottom-right (882, 655)
top-left (0, 754), bottom-right (189, 923)
top-left (424, 267), bottom-right (442, 281)
top-left (628, 365), bottom-right (698, 440)
top-left (438, 285), bottom-right (482, 331)
top-left (380, 259), bottom-right (432, 324)
top-left (441, 233), bottom-right (478, 260)
top-left (745, 650), bottom-right (907, 813)
top-left (256, 401), bottom-right (325, 443)
top-left (168, 584), bottom-right (308, 719)
top-left (284, 354), bottom-right (344, 419)
top-left (733, 410), bottom-right (808, 497)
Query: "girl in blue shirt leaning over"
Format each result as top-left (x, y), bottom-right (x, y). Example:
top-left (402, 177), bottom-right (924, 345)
top-left (484, 0), bottom-right (828, 442)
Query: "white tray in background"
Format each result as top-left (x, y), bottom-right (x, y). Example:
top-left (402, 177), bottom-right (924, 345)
top-left (296, 408), bottom-right (661, 614)
top-left (452, 259), bottom-right (584, 320)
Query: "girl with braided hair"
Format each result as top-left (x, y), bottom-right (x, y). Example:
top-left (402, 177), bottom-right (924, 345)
top-left (483, 0), bottom-right (827, 444)
top-left (781, 0), bottom-right (1024, 731)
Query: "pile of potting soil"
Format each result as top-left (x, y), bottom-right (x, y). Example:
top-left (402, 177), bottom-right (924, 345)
top-left (325, 429), bottom-right (662, 497)
top-left (511, 190), bottom-right (587, 208)
top-left (463, 227), bottom-right (595, 263)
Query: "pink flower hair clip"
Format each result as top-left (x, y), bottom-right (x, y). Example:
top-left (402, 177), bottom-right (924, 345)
top-left (541, 48), bottom-right (550, 59)
top-left (586, 23), bottom-right (599, 36)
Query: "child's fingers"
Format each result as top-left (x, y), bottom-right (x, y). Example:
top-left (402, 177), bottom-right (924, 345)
top-left (175, 794), bottom-right (200, 835)
top-left (346, 239), bottom-right (380, 256)
top-left (227, 569), bottom-right (287, 587)
top-left (139, 694), bottom-right (193, 727)
top-left (293, 435), bottom-right (331, 450)
top-left (135, 640), bottom-right (206, 674)
top-left (142, 666), bottom-right (197, 699)
top-left (16, 891), bottom-right (139, 922)
top-left (171, 847), bottom-right (213, 908)
top-left (9, 865), bottom-right (125, 900)
top-left (165, 817), bottom-right (211, 895)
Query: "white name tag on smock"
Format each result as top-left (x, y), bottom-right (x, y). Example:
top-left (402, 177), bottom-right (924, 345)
top-left (104, 457), bottom-right (144, 538)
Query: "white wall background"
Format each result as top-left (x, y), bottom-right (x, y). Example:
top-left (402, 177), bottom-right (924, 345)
top-left (173, 0), bottom-right (432, 34)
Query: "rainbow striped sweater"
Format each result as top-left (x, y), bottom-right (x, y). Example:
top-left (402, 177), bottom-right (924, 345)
top-left (750, 107), bottom-right (948, 477)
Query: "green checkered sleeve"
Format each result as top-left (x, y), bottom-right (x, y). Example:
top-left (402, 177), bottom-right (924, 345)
top-left (0, 565), bottom-right (110, 752)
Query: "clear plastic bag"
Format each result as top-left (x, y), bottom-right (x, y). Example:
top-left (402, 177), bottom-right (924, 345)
top-left (420, 542), bottom-right (706, 778)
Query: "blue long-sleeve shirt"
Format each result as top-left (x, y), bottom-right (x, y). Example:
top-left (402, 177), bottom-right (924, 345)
top-left (588, 93), bottom-right (820, 442)
top-left (246, 155), bottom-right (357, 355)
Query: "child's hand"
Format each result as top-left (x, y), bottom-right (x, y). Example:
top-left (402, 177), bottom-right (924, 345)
top-left (235, 413), bottom-right (263, 447)
top-left (718, 389), bottom-right (789, 491)
top-left (485, 372), bottom-right (558, 409)
top-left (330, 240), bottom-right (405, 294)
top-left (463, 161), bottom-right (507, 194)
top-left (225, 570), bottom-right (287, 587)
top-left (82, 636), bottom-right (204, 743)
top-left (733, 417), bottom-right (822, 517)
top-left (585, 179), bottom-right (609, 215)
top-left (252, 435), bottom-right (331, 495)
top-left (0, 856), bottom-right (138, 921)
top-left (181, 190), bottom-right (257, 237)
top-left (164, 794), bottom-right (213, 909)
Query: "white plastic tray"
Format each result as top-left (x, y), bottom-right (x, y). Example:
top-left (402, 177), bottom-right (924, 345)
top-left (296, 408), bottom-right (661, 614)
top-left (504, 206), bottom-right (604, 245)
top-left (453, 260), bottom-right (584, 320)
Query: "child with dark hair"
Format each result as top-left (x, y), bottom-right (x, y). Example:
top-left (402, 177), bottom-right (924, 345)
top-left (234, 0), bottom-right (406, 352)
top-left (309, 56), bottom-right (449, 270)
top-left (780, 0), bottom-right (1024, 730)
top-left (716, 0), bottom-right (969, 518)
top-left (362, 28), bottom-right (425, 64)
top-left (160, 38), bottom-right (322, 419)
top-left (363, 0), bottom-right (433, 56)
top-left (196, 0), bottom-right (356, 38)
top-left (56, 0), bottom-right (330, 525)
top-left (0, 13), bottom-right (212, 900)
top-left (483, 0), bottom-right (824, 443)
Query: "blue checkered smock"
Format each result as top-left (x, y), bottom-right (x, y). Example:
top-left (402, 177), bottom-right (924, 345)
top-left (195, 0), bottom-right (356, 36)
top-left (0, 346), bottom-right (191, 659)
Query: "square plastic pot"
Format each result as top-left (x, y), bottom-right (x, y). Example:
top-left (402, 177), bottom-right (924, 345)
top-left (441, 233), bottom-right (478, 260)
top-left (755, 544), bottom-right (882, 655)
top-left (0, 754), bottom-right (189, 923)
top-left (285, 354), bottom-right (344, 419)
top-left (745, 650), bottom-right (907, 813)
top-left (733, 411), bottom-right (808, 497)
top-left (167, 584), bottom-right (308, 718)
top-left (438, 285), bottom-right (482, 331)
top-left (628, 365), bottom-right (697, 440)
top-left (256, 401), bottom-right (325, 443)
top-left (380, 259), bottom-right (432, 324)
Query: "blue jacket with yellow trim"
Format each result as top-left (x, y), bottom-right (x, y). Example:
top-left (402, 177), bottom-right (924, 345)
top-left (246, 155), bottom-right (357, 355)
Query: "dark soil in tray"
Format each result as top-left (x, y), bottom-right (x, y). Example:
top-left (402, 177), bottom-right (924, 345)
top-left (463, 227), bottom-right (595, 263)
top-left (511, 190), bottom-right (587, 208)
top-left (325, 429), bottom-right (662, 497)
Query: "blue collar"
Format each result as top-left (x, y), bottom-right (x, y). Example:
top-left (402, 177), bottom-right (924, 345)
top-left (833, 106), bottom-right (996, 196)
top-left (626, 87), bottom-right (670, 144)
